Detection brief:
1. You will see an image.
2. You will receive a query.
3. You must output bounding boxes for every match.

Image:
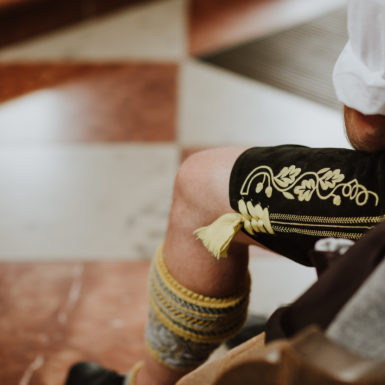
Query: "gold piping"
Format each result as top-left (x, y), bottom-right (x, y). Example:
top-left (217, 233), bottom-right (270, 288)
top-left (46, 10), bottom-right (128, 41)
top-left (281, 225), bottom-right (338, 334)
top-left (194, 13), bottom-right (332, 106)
top-left (270, 213), bottom-right (385, 224)
top-left (270, 220), bottom-right (373, 230)
top-left (272, 225), bottom-right (364, 239)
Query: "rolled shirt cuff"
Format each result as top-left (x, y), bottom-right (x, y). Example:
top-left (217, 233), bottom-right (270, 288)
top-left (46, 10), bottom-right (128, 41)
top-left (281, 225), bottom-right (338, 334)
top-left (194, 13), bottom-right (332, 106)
top-left (333, 42), bottom-right (385, 116)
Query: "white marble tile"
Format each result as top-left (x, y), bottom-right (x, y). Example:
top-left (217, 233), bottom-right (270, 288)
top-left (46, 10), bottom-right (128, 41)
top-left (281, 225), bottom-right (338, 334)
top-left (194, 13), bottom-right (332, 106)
top-left (180, 60), bottom-right (351, 149)
top-left (0, 144), bottom-right (178, 261)
top-left (0, 0), bottom-right (187, 61)
top-left (248, 246), bottom-right (317, 316)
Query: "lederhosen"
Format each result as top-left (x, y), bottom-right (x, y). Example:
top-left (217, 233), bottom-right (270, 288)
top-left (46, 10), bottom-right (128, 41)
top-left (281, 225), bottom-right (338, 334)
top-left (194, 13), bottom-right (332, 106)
top-left (229, 145), bottom-right (385, 266)
top-left (228, 145), bottom-right (385, 341)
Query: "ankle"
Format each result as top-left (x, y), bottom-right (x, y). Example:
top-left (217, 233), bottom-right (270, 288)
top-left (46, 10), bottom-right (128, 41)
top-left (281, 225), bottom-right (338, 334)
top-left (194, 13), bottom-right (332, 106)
top-left (135, 367), bottom-right (183, 385)
top-left (135, 367), bottom-right (155, 385)
top-left (135, 359), bottom-right (186, 385)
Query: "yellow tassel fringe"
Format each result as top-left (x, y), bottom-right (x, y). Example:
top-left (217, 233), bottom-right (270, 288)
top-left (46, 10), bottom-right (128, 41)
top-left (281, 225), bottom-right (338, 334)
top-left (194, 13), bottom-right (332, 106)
top-left (194, 212), bottom-right (244, 259)
top-left (194, 199), bottom-right (275, 259)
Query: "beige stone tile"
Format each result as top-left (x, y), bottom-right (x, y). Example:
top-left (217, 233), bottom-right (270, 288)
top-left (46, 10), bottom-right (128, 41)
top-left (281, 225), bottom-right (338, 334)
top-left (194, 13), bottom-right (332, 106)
top-left (248, 246), bottom-right (317, 316)
top-left (0, 144), bottom-right (178, 260)
top-left (180, 60), bottom-right (351, 149)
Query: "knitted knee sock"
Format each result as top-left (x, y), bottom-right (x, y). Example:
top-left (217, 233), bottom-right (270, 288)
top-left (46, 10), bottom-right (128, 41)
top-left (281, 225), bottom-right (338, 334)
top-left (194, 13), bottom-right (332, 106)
top-left (146, 245), bottom-right (250, 371)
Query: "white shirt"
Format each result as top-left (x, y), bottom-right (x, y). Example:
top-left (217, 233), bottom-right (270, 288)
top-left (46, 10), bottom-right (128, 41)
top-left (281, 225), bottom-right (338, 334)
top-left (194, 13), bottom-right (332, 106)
top-left (333, 0), bottom-right (385, 115)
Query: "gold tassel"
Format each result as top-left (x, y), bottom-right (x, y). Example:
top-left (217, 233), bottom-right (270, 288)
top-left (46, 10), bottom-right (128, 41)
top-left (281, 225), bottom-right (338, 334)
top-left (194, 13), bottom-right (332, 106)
top-left (193, 213), bottom-right (244, 259)
top-left (194, 200), bottom-right (275, 259)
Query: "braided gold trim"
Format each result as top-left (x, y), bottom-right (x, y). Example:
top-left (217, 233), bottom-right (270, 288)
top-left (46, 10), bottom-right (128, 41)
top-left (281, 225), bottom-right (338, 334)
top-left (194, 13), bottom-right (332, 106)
top-left (148, 294), bottom-right (245, 344)
top-left (151, 273), bottom-right (247, 329)
top-left (151, 280), bottom-right (225, 330)
top-left (154, 244), bottom-right (246, 308)
top-left (150, 269), bottom-right (219, 320)
top-left (270, 213), bottom-right (385, 224)
top-left (273, 225), bottom-right (364, 239)
top-left (271, 220), bottom-right (373, 230)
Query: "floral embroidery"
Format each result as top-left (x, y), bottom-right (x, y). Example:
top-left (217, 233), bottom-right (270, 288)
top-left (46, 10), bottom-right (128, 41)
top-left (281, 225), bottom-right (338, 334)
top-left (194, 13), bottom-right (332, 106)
top-left (237, 200), bottom-right (275, 235)
top-left (241, 165), bottom-right (379, 207)
top-left (294, 179), bottom-right (315, 202)
top-left (319, 169), bottom-right (344, 190)
top-left (275, 165), bottom-right (301, 188)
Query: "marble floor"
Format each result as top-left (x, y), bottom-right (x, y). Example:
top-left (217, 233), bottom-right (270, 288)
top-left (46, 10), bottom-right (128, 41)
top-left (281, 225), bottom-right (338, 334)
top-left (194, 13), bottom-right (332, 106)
top-left (0, 0), bottom-right (350, 384)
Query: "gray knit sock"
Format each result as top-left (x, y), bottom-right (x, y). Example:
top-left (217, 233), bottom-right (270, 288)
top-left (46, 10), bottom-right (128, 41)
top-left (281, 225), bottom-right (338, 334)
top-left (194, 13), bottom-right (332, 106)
top-left (327, 258), bottom-right (385, 360)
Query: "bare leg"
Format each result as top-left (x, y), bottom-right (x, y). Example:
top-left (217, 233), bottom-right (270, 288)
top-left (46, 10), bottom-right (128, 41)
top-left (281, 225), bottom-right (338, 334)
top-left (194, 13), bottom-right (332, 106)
top-left (136, 147), bottom-right (260, 385)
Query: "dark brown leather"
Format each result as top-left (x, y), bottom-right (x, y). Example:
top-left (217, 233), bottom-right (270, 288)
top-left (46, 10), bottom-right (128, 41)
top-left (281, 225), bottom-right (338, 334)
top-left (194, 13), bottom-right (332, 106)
top-left (177, 327), bottom-right (385, 385)
top-left (266, 220), bottom-right (385, 342)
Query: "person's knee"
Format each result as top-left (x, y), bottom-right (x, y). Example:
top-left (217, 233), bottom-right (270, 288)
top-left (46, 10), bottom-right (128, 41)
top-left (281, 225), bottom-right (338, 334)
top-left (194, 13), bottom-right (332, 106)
top-left (174, 151), bottom-right (211, 209)
top-left (172, 149), bottom-right (237, 222)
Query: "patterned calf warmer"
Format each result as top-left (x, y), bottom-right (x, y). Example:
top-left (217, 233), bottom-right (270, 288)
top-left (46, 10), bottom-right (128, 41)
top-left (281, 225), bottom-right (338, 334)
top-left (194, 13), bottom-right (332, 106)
top-left (146, 245), bottom-right (250, 370)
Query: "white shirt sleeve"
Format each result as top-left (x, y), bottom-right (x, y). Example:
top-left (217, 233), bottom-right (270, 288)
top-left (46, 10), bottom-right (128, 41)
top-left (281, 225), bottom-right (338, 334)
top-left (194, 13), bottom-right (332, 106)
top-left (333, 0), bottom-right (385, 115)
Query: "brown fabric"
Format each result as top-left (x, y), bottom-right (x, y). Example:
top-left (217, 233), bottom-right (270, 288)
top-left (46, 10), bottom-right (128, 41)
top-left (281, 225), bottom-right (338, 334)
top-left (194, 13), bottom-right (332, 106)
top-left (178, 327), bottom-right (385, 385)
top-left (177, 333), bottom-right (266, 385)
top-left (265, 220), bottom-right (385, 342)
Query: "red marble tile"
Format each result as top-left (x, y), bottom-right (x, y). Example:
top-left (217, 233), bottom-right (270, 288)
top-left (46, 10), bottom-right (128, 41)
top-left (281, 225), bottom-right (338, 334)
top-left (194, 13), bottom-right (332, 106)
top-left (0, 262), bottom-right (78, 385)
top-left (0, 63), bottom-right (177, 143)
top-left (0, 0), bottom-right (150, 48)
top-left (65, 261), bottom-right (150, 371)
top-left (189, 0), bottom-right (274, 56)
top-left (0, 260), bottom-right (150, 385)
top-left (0, 1), bottom-right (84, 48)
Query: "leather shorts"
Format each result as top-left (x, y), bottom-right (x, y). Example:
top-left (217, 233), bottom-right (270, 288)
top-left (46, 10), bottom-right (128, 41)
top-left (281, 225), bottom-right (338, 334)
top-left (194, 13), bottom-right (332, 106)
top-left (229, 145), bottom-right (385, 265)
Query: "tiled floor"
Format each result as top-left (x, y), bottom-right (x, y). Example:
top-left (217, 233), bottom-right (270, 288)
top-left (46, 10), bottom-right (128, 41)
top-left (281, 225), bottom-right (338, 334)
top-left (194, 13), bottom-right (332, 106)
top-left (0, 0), bottom-right (187, 61)
top-left (189, 0), bottom-right (346, 55)
top-left (0, 63), bottom-right (177, 144)
top-left (0, 0), bottom-right (148, 48)
top-left (0, 0), bottom-right (348, 384)
top-left (0, 260), bottom-right (149, 385)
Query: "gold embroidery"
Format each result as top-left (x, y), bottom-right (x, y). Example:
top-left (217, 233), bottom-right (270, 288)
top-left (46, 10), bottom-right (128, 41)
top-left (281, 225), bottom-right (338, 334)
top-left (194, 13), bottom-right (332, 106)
top-left (272, 225), bottom-right (364, 240)
top-left (237, 200), bottom-right (275, 235)
top-left (237, 201), bottom-right (383, 240)
top-left (270, 220), bottom-right (373, 230)
top-left (241, 165), bottom-right (379, 207)
top-left (270, 213), bottom-right (385, 224)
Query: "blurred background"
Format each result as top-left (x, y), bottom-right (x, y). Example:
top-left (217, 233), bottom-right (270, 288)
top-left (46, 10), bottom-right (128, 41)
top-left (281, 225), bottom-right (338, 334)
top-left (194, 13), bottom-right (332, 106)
top-left (0, 0), bottom-right (350, 384)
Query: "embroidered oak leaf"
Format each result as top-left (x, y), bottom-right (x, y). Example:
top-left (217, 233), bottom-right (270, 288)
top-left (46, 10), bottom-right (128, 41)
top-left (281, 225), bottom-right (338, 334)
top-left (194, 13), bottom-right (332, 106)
top-left (294, 179), bottom-right (316, 201)
top-left (282, 191), bottom-right (295, 200)
top-left (238, 200), bottom-right (274, 235)
top-left (319, 169), bottom-right (345, 190)
top-left (275, 165), bottom-right (301, 188)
